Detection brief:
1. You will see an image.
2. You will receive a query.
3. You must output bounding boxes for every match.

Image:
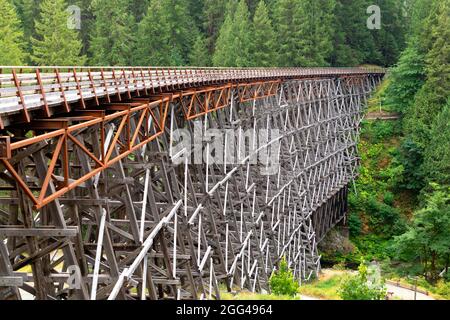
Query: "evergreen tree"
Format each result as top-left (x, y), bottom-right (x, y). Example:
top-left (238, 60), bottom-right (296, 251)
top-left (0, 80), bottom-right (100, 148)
top-left (422, 1), bottom-right (450, 108)
top-left (295, 0), bottom-right (335, 66)
top-left (273, 0), bottom-right (298, 67)
top-left (405, 0), bottom-right (450, 147)
top-left (128, 0), bottom-right (150, 22)
top-left (384, 45), bottom-right (426, 113)
top-left (189, 35), bottom-right (210, 66)
top-left (213, 0), bottom-right (252, 67)
top-left (162, 0), bottom-right (199, 65)
top-left (72, 0), bottom-right (95, 57)
top-left (0, 0), bottom-right (26, 65)
top-left (89, 0), bottom-right (135, 65)
top-left (12, 0), bottom-right (37, 45)
top-left (330, 0), bottom-right (381, 66)
top-left (274, 0), bottom-right (335, 67)
top-left (393, 185), bottom-right (450, 282)
top-left (134, 0), bottom-right (174, 66)
top-left (203, 0), bottom-right (227, 55)
top-left (423, 101), bottom-right (450, 186)
top-left (369, 0), bottom-right (404, 66)
top-left (31, 0), bottom-right (86, 66)
top-left (187, 0), bottom-right (206, 32)
top-left (233, 0), bottom-right (252, 67)
top-left (250, 0), bottom-right (276, 67)
top-left (134, 0), bottom-right (199, 66)
top-left (212, 5), bottom-right (234, 66)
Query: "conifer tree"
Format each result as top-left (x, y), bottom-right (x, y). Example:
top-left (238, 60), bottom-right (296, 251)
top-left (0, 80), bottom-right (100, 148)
top-left (134, 0), bottom-right (199, 66)
top-left (331, 0), bottom-right (381, 66)
top-left (189, 35), bottom-right (210, 66)
top-left (405, 0), bottom-right (450, 147)
top-left (89, 0), bottom-right (135, 65)
top-left (423, 101), bottom-right (450, 186)
top-left (0, 0), bottom-right (26, 65)
top-left (161, 0), bottom-right (199, 65)
top-left (250, 0), bottom-right (276, 67)
top-left (274, 0), bottom-right (336, 67)
top-left (212, 6), bottom-right (234, 66)
top-left (12, 0), bottom-right (37, 43)
top-left (31, 0), bottom-right (86, 66)
top-left (213, 0), bottom-right (252, 67)
top-left (273, 0), bottom-right (298, 67)
top-left (233, 0), bottom-right (252, 67)
top-left (294, 0), bottom-right (336, 66)
top-left (384, 45), bottom-right (426, 113)
top-left (370, 0), bottom-right (408, 66)
top-left (204, 0), bottom-right (227, 55)
top-left (74, 0), bottom-right (95, 57)
top-left (134, 1), bottom-right (174, 66)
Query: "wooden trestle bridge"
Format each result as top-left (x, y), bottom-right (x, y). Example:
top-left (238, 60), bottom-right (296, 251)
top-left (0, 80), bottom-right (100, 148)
top-left (0, 66), bottom-right (384, 300)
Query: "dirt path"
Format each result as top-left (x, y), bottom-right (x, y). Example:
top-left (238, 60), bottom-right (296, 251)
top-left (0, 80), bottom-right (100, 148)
top-left (320, 269), bottom-right (435, 300)
top-left (385, 284), bottom-right (435, 300)
top-left (365, 111), bottom-right (401, 120)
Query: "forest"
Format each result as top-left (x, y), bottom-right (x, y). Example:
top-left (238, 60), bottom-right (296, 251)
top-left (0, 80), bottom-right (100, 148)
top-left (0, 0), bottom-right (448, 299)
top-left (1, 0), bottom-right (408, 67)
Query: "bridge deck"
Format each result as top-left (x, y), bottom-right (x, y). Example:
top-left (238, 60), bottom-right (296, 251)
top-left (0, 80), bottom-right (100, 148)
top-left (0, 67), bottom-right (384, 127)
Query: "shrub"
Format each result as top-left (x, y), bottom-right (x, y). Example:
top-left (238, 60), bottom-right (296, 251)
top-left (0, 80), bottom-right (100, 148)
top-left (269, 256), bottom-right (299, 297)
top-left (348, 213), bottom-right (362, 237)
top-left (339, 260), bottom-right (387, 300)
top-left (436, 281), bottom-right (450, 299)
top-left (383, 191), bottom-right (395, 206)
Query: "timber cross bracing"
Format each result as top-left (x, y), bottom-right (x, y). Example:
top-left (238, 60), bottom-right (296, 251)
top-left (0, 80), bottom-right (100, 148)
top-left (0, 66), bottom-right (384, 300)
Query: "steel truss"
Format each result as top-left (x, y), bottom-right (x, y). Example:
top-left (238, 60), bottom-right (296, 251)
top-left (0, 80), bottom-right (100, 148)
top-left (0, 74), bottom-right (382, 300)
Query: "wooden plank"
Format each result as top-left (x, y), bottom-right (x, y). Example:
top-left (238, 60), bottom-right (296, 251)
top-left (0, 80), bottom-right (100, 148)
top-left (0, 227), bottom-right (78, 237)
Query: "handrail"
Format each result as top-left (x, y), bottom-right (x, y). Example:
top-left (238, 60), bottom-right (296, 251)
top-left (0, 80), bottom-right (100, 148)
top-left (0, 66), bottom-right (386, 127)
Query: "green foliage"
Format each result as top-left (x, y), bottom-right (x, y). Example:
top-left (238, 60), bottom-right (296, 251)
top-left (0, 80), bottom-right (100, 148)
top-left (330, 0), bottom-right (381, 66)
top-left (352, 235), bottom-right (393, 261)
top-left (347, 213), bottom-right (362, 236)
top-left (269, 256), bottom-right (299, 297)
top-left (393, 139), bottom-right (424, 192)
top-left (339, 260), bottom-right (387, 300)
top-left (384, 45), bottom-right (426, 114)
top-left (349, 118), bottom-right (406, 239)
top-left (383, 192), bottom-right (395, 206)
top-left (90, 0), bottom-right (135, 66)
top-left (12, 0), bottom-right (37, 50)
top-left (250, 0), bottom-right (276, 67)
top-left (189, 35), bottom-right (210, 66)
top-left (203, 0), bottom-right (227, 54)
top-left (298, 275), bottom-right (342, 300)
top-left (134, 1), bottom-right (176, 66)
top-left (392, 184), bottom-right (450, 282)
top-left (0, 0), bottom-right (26, 65)
top-left (213, 0), bottom-right (252, 67)
top-left (436, 281), bottom-right (450, 299)
top-left (160, 0), bottom-right (199, 65)
top-left (422, 101), bottom-right (450, 186)
top-left (404, 1), bottom-right (450, 149)
top-left (31, 0), bottom-right (85, 65)
top-left (366, 196), bottom-right (406, 236)
top-left (274, 0), bottom-right (335, 67)
top-left (8, 0), bottom-right (413, 67)
top-left (370, 0), bottom-right (407, 66)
